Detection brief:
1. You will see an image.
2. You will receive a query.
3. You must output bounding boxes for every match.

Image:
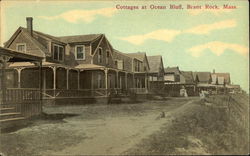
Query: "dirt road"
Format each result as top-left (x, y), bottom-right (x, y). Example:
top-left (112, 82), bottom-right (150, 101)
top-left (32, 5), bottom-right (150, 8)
top-left (0, 98), bottom-right (198, 155)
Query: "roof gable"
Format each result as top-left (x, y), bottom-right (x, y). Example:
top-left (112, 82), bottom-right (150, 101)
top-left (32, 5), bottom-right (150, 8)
top-left (4, 27), bottom-right (47, 57)
top-left (147, 55), bottom-right (163, 73)
top-left (193, 72), bottom-right (211, 82)
top-left (164, 66), bottom-right (181, 74)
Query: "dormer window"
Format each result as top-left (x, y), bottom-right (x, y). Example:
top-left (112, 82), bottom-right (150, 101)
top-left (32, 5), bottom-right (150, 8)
top-left (75, 45), bottom-right (85, 60)
top-left (98, 48), bottom-right (102, 63)
top-left (53, 44), bottom-right (64, 61)
top-left (16, 43), bottom-right (26, 52)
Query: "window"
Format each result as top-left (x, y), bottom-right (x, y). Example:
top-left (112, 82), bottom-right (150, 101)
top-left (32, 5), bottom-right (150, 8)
top-left (98, 48), bottom-right (102, 63)
top-left (106, 50), bottom-right (110, 64)
top-left (16, 43), bottom-right (26, 52)
top-left (75, 45), bottom-right (85, 60)
top-left (53, 44), bottom-right (64, 61)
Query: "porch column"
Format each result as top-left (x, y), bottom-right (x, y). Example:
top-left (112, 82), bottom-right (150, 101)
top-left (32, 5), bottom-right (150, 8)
top-left (77, 70), bottom-right (80, 90)
top-left (105, 69), bottom-right (108, 89)
top-left (52, 66), bottom-right (56, 89)
top-left (132, 74), bottom-right (135, 88)
top-left (145, 73), bottom-right (148, 90)
top-left (52, 66), bottom-right (57, 97)
top-left (116, 71), bottom-right (119, 88)
top-left (125, 72), bottom-right (128, 90)
top-left (0, 55), bottom-right (11, 103)
top-left (66, 68), bottom-right (69, 90)
top-left (16, 68), bottom-right (24, 88)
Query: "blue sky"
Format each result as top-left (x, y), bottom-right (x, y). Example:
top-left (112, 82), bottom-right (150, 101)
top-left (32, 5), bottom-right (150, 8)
top-left (1, 0), bottom-right (249, 91)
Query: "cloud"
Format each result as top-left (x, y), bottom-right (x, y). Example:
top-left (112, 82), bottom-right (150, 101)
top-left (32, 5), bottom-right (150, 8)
top-left (187, 8), bottom-right (232, 16)
top-left (120, 29), bottom-right (181, 45)
top-left (184, 19), bottom-right (236, 35)
top-left (38, 8), bottom-right (117, 23)
top-left (120, 19), bottom-right (237, 45)
top-left (187, 41), bottom-right (248, 57)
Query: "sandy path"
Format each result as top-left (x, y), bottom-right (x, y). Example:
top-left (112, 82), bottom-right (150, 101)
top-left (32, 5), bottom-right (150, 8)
top-left (47, 100), bottom-right (194, 155)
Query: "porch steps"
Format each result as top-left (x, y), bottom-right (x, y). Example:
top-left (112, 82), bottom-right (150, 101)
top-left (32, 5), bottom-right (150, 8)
top-left (0, 106), bottom-right (26, 128)
top-left (0, 112), bottom-right (22, 120)
top-left (0, 107), bottom-right (16, 113)
top-left (0, 117), bottom-right (26, 123)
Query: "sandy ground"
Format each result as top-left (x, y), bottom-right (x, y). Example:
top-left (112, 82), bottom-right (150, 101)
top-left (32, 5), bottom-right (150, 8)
top-left (0, 97), bottom-right (199, 155)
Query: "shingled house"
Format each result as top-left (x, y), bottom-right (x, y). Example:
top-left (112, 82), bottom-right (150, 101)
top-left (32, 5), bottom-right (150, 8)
top-left (126, 52), bottom-right (150, 93)
top-left (180, 71), bottom-right (196, 96)
top-left (147, 55), bottom-right (165, 94)
top-left (3, 17), bottom-right (150, 103)
top-left (211, 70), bottom-right (231, 94)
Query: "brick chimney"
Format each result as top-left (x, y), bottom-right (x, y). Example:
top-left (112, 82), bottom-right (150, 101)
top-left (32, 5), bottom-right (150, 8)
top-left (26, 17), bottom-right (33, 36)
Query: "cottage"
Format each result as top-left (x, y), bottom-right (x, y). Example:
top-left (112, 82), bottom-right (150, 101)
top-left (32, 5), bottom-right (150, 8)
top-left (3, 17), bottom-right (151, 104)
top-left (147, 55), bottom-right (165, 94)
top-left (126, 52), bottom-right (150, 94)
top-left (180, 71), bottom-right (196, 96)
top-left (164, 66), bottom-right (182, 82)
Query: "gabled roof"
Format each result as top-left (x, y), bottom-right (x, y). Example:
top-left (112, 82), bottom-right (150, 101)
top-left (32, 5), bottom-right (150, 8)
top-left (193, 72), bottom-right (211, 82)
top-left (126, 52), bottom-right (150, 70)
top-left (126, 52), bottom-right (146, 61)
top-left (4, 27), bottom-right (49, 57)
top-left (212, 73), bottom-right (230, 84)
top-left (113, 49), bottom-right (133, 59)
top-left (181, 71), bottom-right (194, 83)
top-left (164, 66), bottom-right (181, 74)
top-left (147, 55), bottom-right (163, 73)
top-left (57, 34), bottom-right (103, 43)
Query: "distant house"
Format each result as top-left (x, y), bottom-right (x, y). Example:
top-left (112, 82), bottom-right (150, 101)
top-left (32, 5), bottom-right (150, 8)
top-left (164, 66), bottom-right (182, 82)
top-left (180, 71), bottom-right (195, 84)
top-left (211, 71), bottom-right (231, 85)
top-left (193, 72), bottom-right (212, 84)
top-left (126, 52), bottom-right (150, 92)
top-left (147, 55), bottom-right (164, 81)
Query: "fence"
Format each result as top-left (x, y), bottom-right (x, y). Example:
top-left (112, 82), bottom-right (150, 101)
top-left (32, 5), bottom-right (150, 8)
top-left (206, 94), bottom-right (249, 129)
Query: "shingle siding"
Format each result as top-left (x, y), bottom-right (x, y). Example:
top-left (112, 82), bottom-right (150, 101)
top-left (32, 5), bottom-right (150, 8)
top-left (8, 31), bottom-right (42, 57)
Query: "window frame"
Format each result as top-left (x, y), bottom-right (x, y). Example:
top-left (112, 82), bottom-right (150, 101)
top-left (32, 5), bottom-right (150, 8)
top-left (53, 44), bottom-right (64, 62)
top-left (98, 47), bottom-right (103, 63)
top-left (106, 50), bottom-right (110, 65)
top-left (16, 43), bottom-right (26, 53)
top-left (75, 45), bottom-right (86, 60)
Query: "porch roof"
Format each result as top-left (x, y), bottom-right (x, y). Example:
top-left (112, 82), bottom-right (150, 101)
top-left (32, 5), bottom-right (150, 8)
top-left (0, 47), bottom-right (43, 62)
top-left (8, 61), bottom-right (70, 68)
top-left (75, 64), bottom-right (105, 70)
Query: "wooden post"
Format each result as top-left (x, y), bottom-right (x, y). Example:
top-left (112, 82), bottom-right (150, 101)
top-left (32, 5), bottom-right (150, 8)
top-left (105, 69), bottom-right (108, 89)
top-left (132, 74), bottom-right (135, 88)
top-left (52, 66), bottom-right (57, 97)
top-left (0, 56), bottom-right (7, 103)
top-left (78, 70), bottom-right (80, 90)
top-left (125, 72), bottom-right (128, 90)
top-left (116, 71), bottom-right (119, 88)
top-left (66, 68), bottom-right (69, 90)
top-left (16, 68), bottom-right (24, 88)
top-left (39, 61), bottom-right (43, 113)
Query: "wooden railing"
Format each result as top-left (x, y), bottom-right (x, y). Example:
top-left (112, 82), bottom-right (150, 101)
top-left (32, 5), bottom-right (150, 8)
top-left (3, 88), bottom-right (41, 103)
top-left (42, 88), bottom-right (127, 98)
top-left (0, 88), bottom-right (42, 118)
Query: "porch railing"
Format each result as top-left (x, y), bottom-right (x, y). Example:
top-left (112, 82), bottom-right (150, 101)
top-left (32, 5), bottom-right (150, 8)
top-left (0, 88), bottom-right (42, 118)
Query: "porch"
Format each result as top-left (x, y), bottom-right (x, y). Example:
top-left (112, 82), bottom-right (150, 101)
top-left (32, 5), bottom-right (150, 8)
top-left (5, 63), bottom-right (149, 104)
top-left (0, 47), bottom-right (43, 127)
